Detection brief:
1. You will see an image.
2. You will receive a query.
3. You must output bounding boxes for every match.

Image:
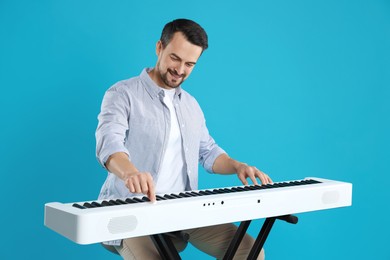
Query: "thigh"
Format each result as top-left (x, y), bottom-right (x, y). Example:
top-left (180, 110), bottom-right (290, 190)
top-left (186, 223), bottom-right (265, 260)
top-left (115, 235), bottom-right (188, 260)
top-left (115, 236), bottom-right (160, 260)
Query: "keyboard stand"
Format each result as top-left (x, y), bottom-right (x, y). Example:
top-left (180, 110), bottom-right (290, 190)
top-left (150, 214), bottom-right (298, 260)
top-left (223, 214), bottom-right (299, 260)
top-left (150, 233), bottom-right (182, 260)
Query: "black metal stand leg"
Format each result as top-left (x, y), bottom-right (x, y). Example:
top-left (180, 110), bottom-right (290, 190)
top-left (150, 234), bottom-right (182, 260)
top-left (247, 217), bottom-right (276, 260)
top-left (150, 215), bottom-right (297, 260)
top-left (246, 215), bottom-right (298, 260)
top-left (223, 220), bottom-right (252, 260)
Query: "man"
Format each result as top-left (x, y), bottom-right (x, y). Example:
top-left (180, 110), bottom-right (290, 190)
top-left (96, 18), bottom-right (271, 259)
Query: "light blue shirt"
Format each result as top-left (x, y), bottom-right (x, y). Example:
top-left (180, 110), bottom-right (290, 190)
top-left (96, 68), bottom-right (226, 200)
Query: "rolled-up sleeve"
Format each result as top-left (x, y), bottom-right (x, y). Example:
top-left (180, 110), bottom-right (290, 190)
top-left (198, 119), bottom-right (226, 173)
top-left (96, 85), bottom-right (131, 168)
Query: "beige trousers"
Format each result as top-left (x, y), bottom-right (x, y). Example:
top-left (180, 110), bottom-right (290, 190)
top-left (114, 223), bottom-right (265, 260)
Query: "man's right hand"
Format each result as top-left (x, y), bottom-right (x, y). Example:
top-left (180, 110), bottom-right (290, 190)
top-left (124, 171), bottom-right (156, 202)
top-left (106, 152), bottom-right (156, 203)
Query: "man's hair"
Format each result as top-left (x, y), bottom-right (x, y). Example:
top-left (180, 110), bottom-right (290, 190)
top-left (160, 18), bottom-right (208, 51)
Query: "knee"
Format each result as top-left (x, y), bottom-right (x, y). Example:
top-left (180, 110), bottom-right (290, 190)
top-left (257, 248), bottom-right (265, 260)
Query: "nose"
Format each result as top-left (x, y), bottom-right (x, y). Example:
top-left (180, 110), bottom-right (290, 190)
top-left (175, 63), bottom-right (186, 76)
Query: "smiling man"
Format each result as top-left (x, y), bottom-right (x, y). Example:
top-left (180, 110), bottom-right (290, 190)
top-left (96, 18), bottom-right (270, 259)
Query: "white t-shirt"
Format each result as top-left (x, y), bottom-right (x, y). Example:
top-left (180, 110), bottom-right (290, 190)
top-left (156, 89), bottom-right (188, 194)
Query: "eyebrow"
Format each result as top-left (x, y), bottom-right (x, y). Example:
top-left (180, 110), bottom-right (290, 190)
top-left (170, 53), bottom-right (197, 66)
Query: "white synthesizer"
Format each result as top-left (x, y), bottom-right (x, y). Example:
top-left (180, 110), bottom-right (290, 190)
top-left (44, 177), bottom-right (352, 244)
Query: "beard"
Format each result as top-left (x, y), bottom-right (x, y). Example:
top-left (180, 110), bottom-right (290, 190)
top-left (157, 64), bottom-right (186, 88)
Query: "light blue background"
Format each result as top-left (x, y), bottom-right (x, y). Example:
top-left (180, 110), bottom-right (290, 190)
top-left (1, 0), bottom-right (389, 259)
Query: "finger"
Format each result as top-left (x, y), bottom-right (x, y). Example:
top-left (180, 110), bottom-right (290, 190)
top-left (248, 171), bottom-right (259, 185)
top-left (255, 170), bottom-right (269, 185)
top-left (238, 174), bottom-right (249, 185)
top-left (132, 178), bottom-right (143, 194)
top-left (127, 180), bottom-right (136, 193)
top-left (140, 177), bottom-right (150, 195)
top-left (143, 174), bottom-right (156, 202)
top-left (148, 183), bottom-right (156, 203)
top-left (252, 168), bottom-right (264, 185)
top-left (261, 174), bottom-right (270, 185)
top-left (262, 174), bottom-right (272, 184)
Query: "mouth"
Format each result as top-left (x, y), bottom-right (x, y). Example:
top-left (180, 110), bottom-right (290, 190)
top-left (168, 69), bottom-right (184, 80)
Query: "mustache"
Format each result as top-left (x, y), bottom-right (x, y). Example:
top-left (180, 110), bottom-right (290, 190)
top-left (168, 69), bottom-right (185, 78)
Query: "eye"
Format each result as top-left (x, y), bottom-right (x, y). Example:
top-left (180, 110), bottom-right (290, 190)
top-left (170, 55), bottom-right (180, 61)
top-left (186, 63), bottom-right (195, 68)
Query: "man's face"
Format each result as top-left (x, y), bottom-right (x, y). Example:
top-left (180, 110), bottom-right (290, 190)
top-left (155, 32), bottom-right (203, 89)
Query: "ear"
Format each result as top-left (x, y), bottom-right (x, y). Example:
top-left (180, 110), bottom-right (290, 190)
top-left (156, 40), bottom-right (163, 56)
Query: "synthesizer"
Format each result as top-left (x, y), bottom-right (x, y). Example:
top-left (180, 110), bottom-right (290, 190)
top-left (44, 177), bottom-right (352, 245)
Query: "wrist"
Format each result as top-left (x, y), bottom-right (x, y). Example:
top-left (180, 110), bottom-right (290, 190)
top-left (121, 170), bottom-right (139, 181)
top-left (234, 161), bottom-right (247, 173)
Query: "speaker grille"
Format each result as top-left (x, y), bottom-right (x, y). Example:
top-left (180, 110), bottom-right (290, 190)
top-left (322, 190), bottom-right (340, 204)
top-left (107, 215), bottom-right (138, 234)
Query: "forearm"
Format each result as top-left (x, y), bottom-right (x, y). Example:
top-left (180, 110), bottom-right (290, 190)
top-left (105, 152), bottom-right (139, 180)
top-left (212, 153), bottom-right (246, 174)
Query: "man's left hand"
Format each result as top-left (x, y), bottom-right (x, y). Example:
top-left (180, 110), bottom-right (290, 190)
top-left (236, 163), bottom-right (272, 186)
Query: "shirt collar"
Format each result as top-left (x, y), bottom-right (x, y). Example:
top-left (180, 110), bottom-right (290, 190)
top-left (140, 68), bottom-right (182, 100)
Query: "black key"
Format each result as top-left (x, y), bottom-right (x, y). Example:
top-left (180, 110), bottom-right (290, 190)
top-left (109, 200), bottom-right (121, 205)
top-left (116, 199), bottom-right (127, 204)
top-left (164, 194), bottom-right (176, 199)
top-left (72, 203), bottom-right (86, 209)
top-left (290, 181), bottom-right (304, 186)
top-left (142, 196), bottom-right (150, 202)
top-left (125, 198), bottom-right (138, 203)
top-left (189, 192), bottom-right (202, 196)
top-left (91, 202), bottom-right (102, 207)
top-left (252, 185), bottom-right (261, 190)
top-left (306, 179), bottom-right (321, 184)
top-left (156, 195), bottom-right (167, 201)
top-left (100, 200), bottom-right (111, 206)
top-left (252, 185), bottom-right (264, 190)
top-left (83, 202), bottom-right (93, 208)
top-left (103, 200), bottom-right (113, 206)
top-left (107, 200), bottom-right (117, 205)
top-left (179, 193), bottom-right (191, 197)
top-left (199, 191), bottom-right (210, 195)
top-left (184, 192), bottom-right (197, 197)
top-left (132, 197), bottom-right (144, 203)
top-left (170, 194), bottom-right (182, 199)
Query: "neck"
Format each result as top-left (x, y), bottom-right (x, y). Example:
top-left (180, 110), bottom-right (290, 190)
top-left (148, 68), bottom-right (172, 90)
